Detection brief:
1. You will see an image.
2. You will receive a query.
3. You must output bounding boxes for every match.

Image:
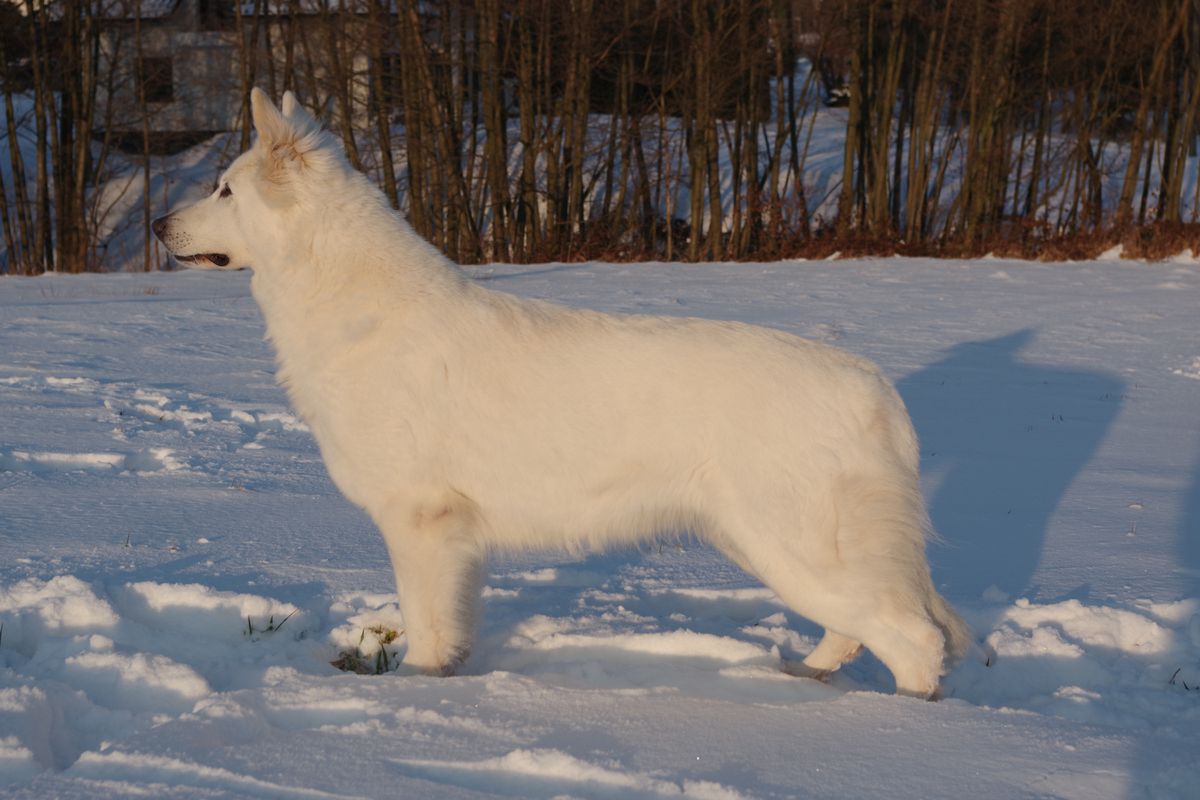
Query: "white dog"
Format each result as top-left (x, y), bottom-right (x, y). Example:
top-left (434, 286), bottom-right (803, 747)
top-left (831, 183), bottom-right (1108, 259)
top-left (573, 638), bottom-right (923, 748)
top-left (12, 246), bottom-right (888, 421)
top-left (154, 89), bottom-right (969, 697)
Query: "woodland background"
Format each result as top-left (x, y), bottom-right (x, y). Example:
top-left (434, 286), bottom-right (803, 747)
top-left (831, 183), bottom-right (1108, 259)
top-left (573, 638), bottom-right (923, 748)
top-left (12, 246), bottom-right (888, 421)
top-left (2, 0), bottom-right (1200, 274)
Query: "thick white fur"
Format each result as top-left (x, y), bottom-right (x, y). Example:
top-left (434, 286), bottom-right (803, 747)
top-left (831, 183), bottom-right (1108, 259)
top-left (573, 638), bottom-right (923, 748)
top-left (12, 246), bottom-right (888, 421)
top-left (155, 89), bottom-right (970, 696)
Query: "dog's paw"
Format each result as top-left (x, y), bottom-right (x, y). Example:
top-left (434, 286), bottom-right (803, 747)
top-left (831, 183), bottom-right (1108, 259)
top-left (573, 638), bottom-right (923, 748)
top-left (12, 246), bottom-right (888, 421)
top-left (400, 645), bottom-right (469, 677)
top-left (780, 659), bottom-right (832, 682)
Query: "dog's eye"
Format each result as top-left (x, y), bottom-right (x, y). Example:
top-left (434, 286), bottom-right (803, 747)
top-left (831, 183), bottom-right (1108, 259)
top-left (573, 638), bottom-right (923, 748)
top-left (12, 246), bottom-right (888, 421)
top-left (219, 184), bottom-right (232, 199)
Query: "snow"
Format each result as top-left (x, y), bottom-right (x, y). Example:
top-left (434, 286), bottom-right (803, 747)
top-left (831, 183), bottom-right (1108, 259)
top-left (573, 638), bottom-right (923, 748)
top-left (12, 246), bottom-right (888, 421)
top-left (1, 256), bottom-right (1199, 798)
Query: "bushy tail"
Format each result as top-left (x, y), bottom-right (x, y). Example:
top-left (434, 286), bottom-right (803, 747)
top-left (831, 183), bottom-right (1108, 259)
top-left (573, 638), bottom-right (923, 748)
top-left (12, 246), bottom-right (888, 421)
top-left (929, 591), bottom-right (979, 668)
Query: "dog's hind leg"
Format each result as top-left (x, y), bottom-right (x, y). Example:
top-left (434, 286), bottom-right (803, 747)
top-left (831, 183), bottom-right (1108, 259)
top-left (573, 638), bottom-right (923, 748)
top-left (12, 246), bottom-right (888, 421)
top-left (798, 630), bottom-right (863, 678)
top-left (375, 493), bottom-right (485, 676)
top-left (710, 534), bottom-right (865, 682)
top-left (765, 572), bottom-right (946, 698)
top-left (712, 485), bottom-right (950, 697)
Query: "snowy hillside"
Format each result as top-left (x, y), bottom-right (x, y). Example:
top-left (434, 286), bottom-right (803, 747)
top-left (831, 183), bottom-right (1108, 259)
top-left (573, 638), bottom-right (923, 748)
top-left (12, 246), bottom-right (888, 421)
top-left (1, 256), bottom-right (1199, 798)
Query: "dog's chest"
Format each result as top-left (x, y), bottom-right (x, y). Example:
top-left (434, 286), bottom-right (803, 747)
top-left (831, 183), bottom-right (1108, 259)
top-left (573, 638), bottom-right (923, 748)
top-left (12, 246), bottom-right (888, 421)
top-left (272, 327), bottom-right (447, 505)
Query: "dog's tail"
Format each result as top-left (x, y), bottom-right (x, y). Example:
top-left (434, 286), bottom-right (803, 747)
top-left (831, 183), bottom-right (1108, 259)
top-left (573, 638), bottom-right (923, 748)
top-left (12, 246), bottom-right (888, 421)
top-left (929, 591), bottom-right (989, 668)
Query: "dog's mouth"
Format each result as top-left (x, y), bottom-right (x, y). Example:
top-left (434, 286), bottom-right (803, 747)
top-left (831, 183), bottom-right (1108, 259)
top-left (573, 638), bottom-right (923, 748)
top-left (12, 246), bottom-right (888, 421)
top-left (174, 253), bottom-right (231, 268)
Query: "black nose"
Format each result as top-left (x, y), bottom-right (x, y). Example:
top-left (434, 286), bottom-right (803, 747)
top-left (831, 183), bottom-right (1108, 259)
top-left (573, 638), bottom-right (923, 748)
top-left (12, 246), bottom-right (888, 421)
top-left (152, 216), bottom-right (168, 239)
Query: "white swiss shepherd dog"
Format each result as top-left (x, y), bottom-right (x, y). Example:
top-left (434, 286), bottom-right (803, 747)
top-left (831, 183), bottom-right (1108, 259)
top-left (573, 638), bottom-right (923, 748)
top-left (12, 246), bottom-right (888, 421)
top-left (155, 89), bottom-right (971, 698)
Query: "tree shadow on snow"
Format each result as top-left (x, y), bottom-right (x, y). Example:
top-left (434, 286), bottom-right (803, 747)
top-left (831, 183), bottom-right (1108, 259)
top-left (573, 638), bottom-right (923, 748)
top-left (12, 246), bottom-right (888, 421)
top-left (896, 329), bottom-right (1125, 609)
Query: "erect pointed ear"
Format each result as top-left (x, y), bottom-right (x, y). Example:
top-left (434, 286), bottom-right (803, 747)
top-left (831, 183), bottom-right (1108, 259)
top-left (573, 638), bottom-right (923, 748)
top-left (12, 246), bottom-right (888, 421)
top-left (249, 88), bottom-right (333, 200)
top-left (280, 89), bottom-right (319, 129)
top-left (250, 87), bottom-right (290, 148)
top-left (280, 90), bottom-right (299, 118)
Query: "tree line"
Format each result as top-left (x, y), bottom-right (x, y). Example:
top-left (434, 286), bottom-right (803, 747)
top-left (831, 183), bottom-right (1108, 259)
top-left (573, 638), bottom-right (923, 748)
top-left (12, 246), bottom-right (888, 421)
top-left (2, 0), bottom-right (1199, 274)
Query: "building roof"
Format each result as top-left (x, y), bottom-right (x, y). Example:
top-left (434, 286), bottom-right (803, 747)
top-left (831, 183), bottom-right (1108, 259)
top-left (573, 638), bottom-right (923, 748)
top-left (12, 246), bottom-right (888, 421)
top-left (9, 0), bottom-right (399, 19)
top-left (235, 0), bottom-right (394, 15)
top-left (105, 0), bottom-right (182, 19)
top-left (9, 0), bottom-right (182, 20)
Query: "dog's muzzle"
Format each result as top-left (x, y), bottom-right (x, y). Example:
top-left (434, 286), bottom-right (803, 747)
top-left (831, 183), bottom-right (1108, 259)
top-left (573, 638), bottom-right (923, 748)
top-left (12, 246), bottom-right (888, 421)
top-left (152, 216), bottom-right (231, 268)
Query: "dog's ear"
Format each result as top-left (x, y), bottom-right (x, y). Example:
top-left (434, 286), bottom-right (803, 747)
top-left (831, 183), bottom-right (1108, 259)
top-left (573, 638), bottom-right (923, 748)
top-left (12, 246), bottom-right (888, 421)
top-left (280, 90), bottom-right (299, 118)
top-left (250, 87), bottom-right (334, 201)
top-left (280, 90), bottom-right (319, 130)
top-left (250, 88), bottom-right (290, 149)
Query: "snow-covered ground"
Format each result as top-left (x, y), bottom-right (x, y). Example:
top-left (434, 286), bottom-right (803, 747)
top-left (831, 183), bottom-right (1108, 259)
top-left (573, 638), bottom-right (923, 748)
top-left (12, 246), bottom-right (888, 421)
top-left (1, 256), bottom-right (1199, 798)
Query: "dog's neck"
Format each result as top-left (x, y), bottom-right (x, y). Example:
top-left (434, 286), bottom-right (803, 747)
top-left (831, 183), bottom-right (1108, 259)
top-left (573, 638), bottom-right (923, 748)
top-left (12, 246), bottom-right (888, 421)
top-left (247, 196), bottom-right (467, 378)
top-left (252, 186), bottom-right (461, 300)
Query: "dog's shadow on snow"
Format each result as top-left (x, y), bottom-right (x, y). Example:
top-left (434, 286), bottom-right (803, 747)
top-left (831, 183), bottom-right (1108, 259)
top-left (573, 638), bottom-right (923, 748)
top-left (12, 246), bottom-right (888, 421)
top-left (1179, 445), bottom-right (1200, 596)
top-left (897, 329), bottom-right (1124, 608)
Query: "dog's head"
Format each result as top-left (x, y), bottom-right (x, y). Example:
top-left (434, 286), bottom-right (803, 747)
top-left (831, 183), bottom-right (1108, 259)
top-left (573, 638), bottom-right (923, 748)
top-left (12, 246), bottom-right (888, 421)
top-left (153, 89), bottom-right (336, 271)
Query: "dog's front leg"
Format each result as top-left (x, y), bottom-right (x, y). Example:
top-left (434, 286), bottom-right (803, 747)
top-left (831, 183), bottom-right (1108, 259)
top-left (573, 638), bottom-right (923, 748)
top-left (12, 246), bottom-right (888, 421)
top-left (375, 495), bottom-right (484, 676)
